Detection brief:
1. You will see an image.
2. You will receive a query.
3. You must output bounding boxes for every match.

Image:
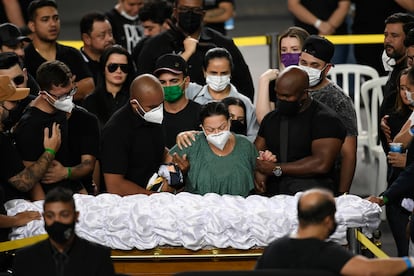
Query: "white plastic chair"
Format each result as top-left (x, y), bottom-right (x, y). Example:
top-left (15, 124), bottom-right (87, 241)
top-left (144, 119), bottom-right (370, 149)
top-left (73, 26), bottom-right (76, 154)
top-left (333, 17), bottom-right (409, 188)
top-left (327, 64), bottom-right (380, 162)
top-left (360, 76), bottom-right (388, 197)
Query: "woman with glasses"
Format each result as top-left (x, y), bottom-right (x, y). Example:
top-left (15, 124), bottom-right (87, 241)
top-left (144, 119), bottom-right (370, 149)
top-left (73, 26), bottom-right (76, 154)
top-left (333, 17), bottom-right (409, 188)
top-left (169, 101), bottom-right (258, 197)
top-left (82, 44), bottom-right (135, 129)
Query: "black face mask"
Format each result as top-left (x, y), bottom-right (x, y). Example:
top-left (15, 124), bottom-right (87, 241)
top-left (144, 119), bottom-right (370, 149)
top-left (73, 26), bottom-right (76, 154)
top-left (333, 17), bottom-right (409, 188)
top-left (177, 11), bottom-right (203, 34)
top-left (277, 99), bottom-right (301, 116)
top-left (45, 221), bottom-right (75, 244)
top-left (230, 119), bottom-right (247, 136)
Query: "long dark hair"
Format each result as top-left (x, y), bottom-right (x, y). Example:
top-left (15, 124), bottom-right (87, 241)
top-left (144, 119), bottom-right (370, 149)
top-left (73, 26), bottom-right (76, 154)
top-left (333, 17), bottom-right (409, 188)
top-left (97, 44), bottom-right (135, 91)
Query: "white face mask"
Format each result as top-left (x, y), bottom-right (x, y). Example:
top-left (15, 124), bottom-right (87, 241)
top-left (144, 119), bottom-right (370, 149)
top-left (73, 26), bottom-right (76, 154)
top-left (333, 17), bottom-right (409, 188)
top-left (120, 10), bottom-right (139, 21)
top-left (206, 75), bottom-right (231, 92)
top-left (45, 92), bottom-right (74, 113)
top-left (204, 129), bottom-right (231, 150)
top-left (405, 90), bottom-right (414, 106)
top-left (382, 50), bottom-right (396, 72)
top-left (54, 96), bottom-right (75, 113)
top-left (299, 65), bottom-right (323, 87)
top-left (131, 99), bottom-right (164, 124)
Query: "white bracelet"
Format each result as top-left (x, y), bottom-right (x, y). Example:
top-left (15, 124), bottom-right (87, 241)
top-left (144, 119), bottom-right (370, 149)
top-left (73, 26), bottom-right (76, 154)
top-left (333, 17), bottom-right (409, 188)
top-left (313, 19), bottom-right (322, 29)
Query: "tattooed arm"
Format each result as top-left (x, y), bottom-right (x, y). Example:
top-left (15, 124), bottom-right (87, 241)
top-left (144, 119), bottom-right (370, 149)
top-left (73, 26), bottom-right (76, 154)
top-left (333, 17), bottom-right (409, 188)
top-left (8, 123), bottom-right (61, 192)
top-left (41, 155), bottom-right (96, 184)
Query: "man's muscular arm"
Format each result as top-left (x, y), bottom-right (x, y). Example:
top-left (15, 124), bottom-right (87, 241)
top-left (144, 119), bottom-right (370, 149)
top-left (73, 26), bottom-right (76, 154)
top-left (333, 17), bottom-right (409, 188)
top-left (8, 123), bottom-right (61, 192)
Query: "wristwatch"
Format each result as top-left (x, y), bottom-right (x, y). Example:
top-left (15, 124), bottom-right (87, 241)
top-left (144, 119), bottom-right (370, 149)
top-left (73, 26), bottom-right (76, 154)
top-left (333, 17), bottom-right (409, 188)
top-left (272, 166), bottom-right (282, 177)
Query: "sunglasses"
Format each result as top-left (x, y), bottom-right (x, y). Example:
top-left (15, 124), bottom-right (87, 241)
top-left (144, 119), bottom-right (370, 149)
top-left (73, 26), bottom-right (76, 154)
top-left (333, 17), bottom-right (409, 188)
top-left (13, 75), bottom-right (25, 86)
top-left (107, 63), bottom-right (128, 73)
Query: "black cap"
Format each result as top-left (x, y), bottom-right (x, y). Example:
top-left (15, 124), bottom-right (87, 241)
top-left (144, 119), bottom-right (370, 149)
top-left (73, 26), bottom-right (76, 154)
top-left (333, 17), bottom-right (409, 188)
top-left (153, 54), bottom-right (188, 76)
top-left (302, 35), bottom-right (334, 64)
top-left (0, 23), bottom-right (31, 47)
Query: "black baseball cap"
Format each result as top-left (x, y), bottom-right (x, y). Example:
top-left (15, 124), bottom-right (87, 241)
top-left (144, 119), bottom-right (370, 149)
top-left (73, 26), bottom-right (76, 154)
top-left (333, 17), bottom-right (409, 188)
top-left (302, 35), bottom-right (334, 64)
top-left (153, 54), bottom-right (188, 76)
top-left (0, 23), bottom-right (31, 47)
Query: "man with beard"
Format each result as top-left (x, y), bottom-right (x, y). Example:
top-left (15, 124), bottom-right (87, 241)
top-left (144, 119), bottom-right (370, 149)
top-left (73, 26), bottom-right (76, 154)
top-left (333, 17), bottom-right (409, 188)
top-left (255, 188), bottom-right (414, 276)
top-left (12, 187), bottom-right (115, 276)
top-left (254, 66), bottom-right (346, 196)
top-left (24, 0), bottom-right (94, 103)
top-left (135, 0), bottom-right (255, 102)
top-left (380, 13), bottom-right (414, 120)
top-left (298, 35), bottom-right (357, 195)
top-left (79, 12), bottom-right (115, 85)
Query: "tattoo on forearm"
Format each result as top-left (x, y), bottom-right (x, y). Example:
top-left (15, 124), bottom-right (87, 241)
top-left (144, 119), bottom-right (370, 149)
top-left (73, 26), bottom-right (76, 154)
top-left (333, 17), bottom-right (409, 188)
top-left (9, 152), bottom-right (54, 192)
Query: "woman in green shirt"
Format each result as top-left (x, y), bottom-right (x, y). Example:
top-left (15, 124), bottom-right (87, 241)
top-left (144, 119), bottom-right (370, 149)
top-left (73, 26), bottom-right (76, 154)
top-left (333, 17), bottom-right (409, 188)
top-left (170, 102), bottom-right (258, 197)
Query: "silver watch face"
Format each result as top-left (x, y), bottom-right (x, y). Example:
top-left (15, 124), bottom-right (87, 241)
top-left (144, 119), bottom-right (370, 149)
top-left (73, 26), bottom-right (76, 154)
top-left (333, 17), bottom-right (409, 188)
top-left (273, 166), bottom-right (282, 177)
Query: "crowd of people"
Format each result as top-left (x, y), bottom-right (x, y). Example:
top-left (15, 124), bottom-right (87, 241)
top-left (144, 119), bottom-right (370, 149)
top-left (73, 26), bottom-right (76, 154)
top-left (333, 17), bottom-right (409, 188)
top-left (0, 0), bottom-right (414, 275)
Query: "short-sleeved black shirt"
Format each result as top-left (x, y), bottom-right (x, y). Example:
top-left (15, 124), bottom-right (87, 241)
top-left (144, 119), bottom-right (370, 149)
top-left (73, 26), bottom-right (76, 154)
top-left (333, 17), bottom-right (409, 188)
top-left (258, 99), bottom-right (346, 194)
top-left (67, 106), bottom-right (100, 190)
top-left (13, 106), bottom-right (92, 193)
top-left (24, 43), bottom-right (92, 83)
top-left (163, 100), bottom-right (202, 149)
top-left (255, 236), bottom-right (353, 274)
top-left (100, 104), bottom-right (165, 188)
top-left (259, 99), bottom-right (346, 162)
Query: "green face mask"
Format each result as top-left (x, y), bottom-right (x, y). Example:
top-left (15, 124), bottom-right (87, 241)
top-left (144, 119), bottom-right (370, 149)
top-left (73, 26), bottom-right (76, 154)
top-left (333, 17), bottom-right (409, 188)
top-left (163, 83), bottom-right (184, 103)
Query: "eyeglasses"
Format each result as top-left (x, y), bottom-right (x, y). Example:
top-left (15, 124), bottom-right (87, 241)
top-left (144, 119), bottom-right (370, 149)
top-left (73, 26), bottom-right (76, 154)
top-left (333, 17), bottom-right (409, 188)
top-left (45, 87), bottom-right (77, 100)
top-left (177, 6), bottom-right (204, 14)
top-left (107, 63), bottom-right (128, 73)
top-left (12, 75), bottom-right (25, 86)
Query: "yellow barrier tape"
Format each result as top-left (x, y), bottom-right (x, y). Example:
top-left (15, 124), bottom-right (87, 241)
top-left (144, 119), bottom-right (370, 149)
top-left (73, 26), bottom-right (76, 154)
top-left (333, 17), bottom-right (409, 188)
top-left (59, 33), bottom-right (384, 50)
top-left (356, 230), bottom-right (389, 259)
top-left (324, 34), bottom-right (383, 45)
top-left (0, 234), bottom-right (48, 252)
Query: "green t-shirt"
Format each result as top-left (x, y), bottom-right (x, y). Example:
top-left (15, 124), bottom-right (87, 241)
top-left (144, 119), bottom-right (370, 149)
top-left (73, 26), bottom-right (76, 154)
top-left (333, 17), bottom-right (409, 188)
top-left (170, 133), bottom-right (258, 197)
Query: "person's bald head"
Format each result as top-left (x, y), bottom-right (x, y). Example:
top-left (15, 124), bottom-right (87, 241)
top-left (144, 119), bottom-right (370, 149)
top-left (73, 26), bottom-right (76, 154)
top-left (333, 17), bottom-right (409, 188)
top-left (297, 188), bottom-right (336, 228)
top-left (275, 66), bottom-right (309, 101)
top-left (129, 73), bottom-right (164, 112)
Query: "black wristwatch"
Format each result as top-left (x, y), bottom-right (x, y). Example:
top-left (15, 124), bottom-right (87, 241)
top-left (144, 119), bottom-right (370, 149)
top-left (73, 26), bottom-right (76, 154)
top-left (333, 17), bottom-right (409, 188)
top-left (272, 165), bottom-right (282, 177)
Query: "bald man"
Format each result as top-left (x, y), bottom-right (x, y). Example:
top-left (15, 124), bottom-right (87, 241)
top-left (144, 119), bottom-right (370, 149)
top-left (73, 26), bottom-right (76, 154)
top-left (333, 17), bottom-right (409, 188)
top-left (256, 188), bottom-right (414, 275)
top-left (254, 66), bottom-right (346, 196)
top-left (100, 74), bottom-right (175, 195)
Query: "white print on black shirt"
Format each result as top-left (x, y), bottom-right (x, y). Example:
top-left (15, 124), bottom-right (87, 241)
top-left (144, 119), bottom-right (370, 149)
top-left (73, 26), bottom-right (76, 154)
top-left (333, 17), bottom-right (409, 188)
top-left (123, 24), bottom-right (142, 53)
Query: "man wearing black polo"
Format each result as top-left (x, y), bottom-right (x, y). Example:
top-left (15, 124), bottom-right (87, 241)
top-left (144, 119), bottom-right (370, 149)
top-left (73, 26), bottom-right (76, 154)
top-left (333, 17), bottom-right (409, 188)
top-left (101, 74), bottom-right (177, 195)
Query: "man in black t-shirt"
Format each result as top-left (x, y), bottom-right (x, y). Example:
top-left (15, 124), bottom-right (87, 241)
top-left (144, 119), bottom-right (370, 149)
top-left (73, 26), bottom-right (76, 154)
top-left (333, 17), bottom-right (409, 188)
top-left (153, 53), bottom-right (201, 149)
top-left (25, 0), bottom-right (94, 103)
top-left (256, 188), bottom-right (414, 275)
top-left (79, 12), bottom-right (115, 86)
top-left (14, 61), bottom-right (99, 197)
top-left (254, 66), bottom-right (346, 196)
top-left (101, 74), bottom-right (177, 196)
